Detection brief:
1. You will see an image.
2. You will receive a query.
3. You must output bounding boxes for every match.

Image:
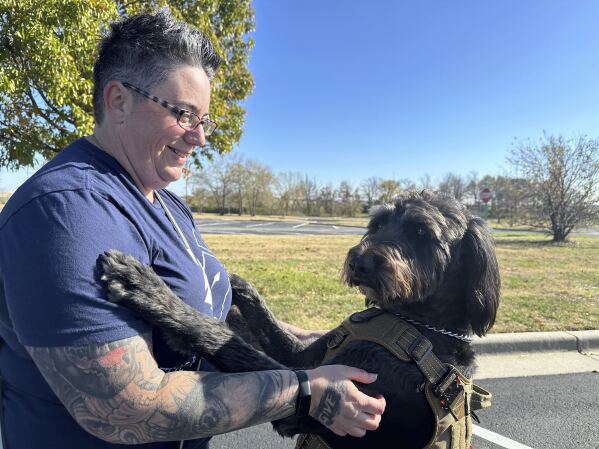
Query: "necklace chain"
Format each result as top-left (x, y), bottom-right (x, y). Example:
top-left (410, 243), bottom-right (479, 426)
top-left (393, 312), bottom-right (474, 343)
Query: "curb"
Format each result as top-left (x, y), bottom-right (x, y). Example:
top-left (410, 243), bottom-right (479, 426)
top-left (472, 330), bottom-right (599, 355)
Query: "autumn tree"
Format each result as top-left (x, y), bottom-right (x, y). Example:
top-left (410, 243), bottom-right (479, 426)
top-left (379, 179), bottom-right (401, 203)
top-left (508, 134), bottom-right (599, 241)
top-left (0, 0), bottom-right (254, 169)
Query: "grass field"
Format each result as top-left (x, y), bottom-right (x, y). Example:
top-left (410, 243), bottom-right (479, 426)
top-left (204, 232), bottom-right (599, 333)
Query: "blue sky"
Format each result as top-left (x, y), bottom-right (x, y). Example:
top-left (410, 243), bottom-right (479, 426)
top-left (2, 0), bottom-right (599, 194)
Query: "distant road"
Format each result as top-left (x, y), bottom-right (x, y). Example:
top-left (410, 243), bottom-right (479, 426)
top-left (196, 218), bottom-right (599, 237)
top-left (196, 218), bottom-right (364, 236)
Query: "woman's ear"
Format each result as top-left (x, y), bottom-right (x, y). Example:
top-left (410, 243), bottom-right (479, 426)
top-left (103, 81), bottom-right (129, 125)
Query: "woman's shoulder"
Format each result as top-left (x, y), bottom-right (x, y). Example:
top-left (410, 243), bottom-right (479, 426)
top-left (0, 138), bottom-right (136, 226)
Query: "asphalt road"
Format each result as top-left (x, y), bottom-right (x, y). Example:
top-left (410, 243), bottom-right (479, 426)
top-left (196, 218), bottom-right (363, 236)
top-left (196, 218), bottom-right (599, 237)
top-left (211, 371), bottom-right (599, 449)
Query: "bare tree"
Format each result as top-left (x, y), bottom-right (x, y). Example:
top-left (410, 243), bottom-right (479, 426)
top-left (245, 160), bottom-right (274, 216)
top-left (438, 173), bottom-right (467, 201)
top-left (230, 157), bottom-right (247, 215)
top-left (338, 180), bottom-right (361, 217)
top-left (273, 172), bottom-right (302, 216)
top-left (318, 183), bottom-right (336, 216)
top-left (399, 178), bottom-right (417, 191)
top-left (508, 134), bottom-right (599, 241)
top-left (360, 176), bottom-right (382, 209)
top-left (466, 171), bottom-right (480, 207)
top-left (418, 173), bottom-right (434, 191)
top-left (299, 176), bottom-right (320, 216)
top-left (193, 154), bottom-right (237, 215)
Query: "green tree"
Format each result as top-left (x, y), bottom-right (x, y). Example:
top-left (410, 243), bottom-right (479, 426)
top-left (0, 0), bottom-right (254, 169)
top-left (379, 179), bottom-right (401, 203)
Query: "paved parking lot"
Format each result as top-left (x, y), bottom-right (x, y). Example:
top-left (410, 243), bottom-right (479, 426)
top-left (196, 219), bottom-right (365, 236)
top-left (197, 218), bottom-right (599, 237)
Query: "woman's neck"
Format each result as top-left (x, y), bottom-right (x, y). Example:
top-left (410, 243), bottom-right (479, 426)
top-left (87, 130), bottom-right (155, 202)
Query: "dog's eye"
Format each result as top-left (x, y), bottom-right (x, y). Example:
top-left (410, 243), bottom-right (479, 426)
top-left (369, 223), bottom-right (382, 233)
top-left (416, 227), bottom-right (427, 237)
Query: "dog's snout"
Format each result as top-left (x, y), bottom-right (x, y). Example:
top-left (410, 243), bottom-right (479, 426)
top-left (350, 254), bottom-right (375, 279)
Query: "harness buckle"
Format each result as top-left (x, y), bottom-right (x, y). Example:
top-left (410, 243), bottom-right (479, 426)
top-left (407, 335), bottom-right (433, 363)
top-left (433, 367), bottom-right (463, 410)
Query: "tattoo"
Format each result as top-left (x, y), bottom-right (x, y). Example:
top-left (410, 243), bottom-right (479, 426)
top-left (314, 381), bottom-right (346, 426)
top-left (26, 336), bottom-right (298, 444)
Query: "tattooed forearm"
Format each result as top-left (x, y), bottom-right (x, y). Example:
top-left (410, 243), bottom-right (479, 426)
top-left (26, 336), bottom-right (298, 444)
top-left (161, 369), bottom-right (297, 438)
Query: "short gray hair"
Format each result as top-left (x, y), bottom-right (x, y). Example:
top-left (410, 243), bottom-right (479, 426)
top-left (93, 10), bottom-right (222, 123)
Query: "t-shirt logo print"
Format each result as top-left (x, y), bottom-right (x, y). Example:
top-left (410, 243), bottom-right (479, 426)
top-left (192, 228), bottom-right (226, 313)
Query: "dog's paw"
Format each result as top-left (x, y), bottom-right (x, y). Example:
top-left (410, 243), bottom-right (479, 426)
top-left (229, 273), bottom-right (254, 292)
top-left (99, 250), bottom-right (158, 304)
top-left (99, 250), bottom-right (133, 303)
top-left (230, 274), bottom-right (264, 308)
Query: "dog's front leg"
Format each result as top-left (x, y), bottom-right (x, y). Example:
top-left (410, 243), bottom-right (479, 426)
top-left (230, 274), bottom-right (330, 367)
top-left (99, 251), bottom-right (284, 373)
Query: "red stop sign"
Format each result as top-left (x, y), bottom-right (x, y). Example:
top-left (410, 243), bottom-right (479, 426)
top-left (480, 188), bottom-right (492, 203)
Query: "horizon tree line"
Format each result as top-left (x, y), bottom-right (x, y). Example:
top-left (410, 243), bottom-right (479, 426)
top-left (188, 134), bottom-right (599, 242)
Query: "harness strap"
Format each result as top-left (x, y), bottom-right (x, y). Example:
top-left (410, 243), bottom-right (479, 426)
top-left (325, 309), bottom-right (450, 384)
top-left (324, 308), bottom-right (467, 417)
top-left (297, 308), bottom-right (492, 449)
top-left (294, 433), bottom-right (331, 449)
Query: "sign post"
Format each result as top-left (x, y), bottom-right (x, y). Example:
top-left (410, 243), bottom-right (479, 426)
top-left (479, 188), bottom-right (492, 220)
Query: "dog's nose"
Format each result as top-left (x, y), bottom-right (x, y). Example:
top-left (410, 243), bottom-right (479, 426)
top-left (350, 255), bottom-right (374, 278)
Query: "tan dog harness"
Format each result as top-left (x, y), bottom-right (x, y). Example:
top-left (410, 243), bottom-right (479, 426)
top-left (295, 308), bottom-right (492, 449)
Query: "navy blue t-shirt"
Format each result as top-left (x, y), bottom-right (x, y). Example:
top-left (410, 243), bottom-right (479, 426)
top-left (0, 138), bottom-right (232, 448)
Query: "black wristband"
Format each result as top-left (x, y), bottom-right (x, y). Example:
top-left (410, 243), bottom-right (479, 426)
top-left (293, 370), bottom-right (311, 417)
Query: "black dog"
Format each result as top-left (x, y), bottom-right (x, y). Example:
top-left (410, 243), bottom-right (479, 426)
top-left (100, 190), bottom-right (500, 448)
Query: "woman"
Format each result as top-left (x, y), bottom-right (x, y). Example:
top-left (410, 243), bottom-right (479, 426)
top-left (0, 10), bottom-right (385, 448)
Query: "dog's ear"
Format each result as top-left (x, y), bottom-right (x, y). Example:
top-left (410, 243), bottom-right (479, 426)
top-left (461, 217), bottom-right (500, 336)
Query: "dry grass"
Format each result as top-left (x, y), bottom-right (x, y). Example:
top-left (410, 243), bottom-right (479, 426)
top-left (204, 232), bottom-right (599, 333)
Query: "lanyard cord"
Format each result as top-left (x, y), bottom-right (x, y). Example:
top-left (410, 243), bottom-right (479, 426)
top-left (155, 191), bottom-right (202, 449)
top-left (154, 191), bottom-right (200, 266)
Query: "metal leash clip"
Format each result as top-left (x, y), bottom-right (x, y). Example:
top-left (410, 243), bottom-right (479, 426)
top-left (433, 367), bottom-right (463, 411)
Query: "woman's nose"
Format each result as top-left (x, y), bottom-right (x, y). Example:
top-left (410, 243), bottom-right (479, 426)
top-left (183, 126), bottom-right (206, 147)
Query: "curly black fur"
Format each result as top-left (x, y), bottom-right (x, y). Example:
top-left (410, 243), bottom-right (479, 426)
top-left (99, 190), bottom-right (500, 448)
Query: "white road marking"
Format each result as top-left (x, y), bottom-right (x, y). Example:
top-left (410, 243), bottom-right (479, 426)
top-left (473, 425), bottom-right (534, 449)
top-left (293, 222), bottom-right (310, 229)
top-left (198, 221), bottom-right (237, 227)
top-left (246, 222), bottom-right (275, 228)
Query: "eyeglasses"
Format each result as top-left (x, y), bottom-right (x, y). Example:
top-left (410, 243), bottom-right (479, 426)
top-left (122, 82), bottom-right (218, 136)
